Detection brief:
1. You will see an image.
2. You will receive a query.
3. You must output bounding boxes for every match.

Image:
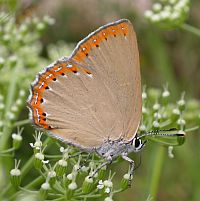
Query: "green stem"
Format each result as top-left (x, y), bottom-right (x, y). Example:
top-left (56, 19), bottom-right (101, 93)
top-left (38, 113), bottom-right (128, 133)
top-left (0, 62), bottom-right (21, 187)
top-left (146, 30), bottom-right (179, 96)
top-left (181, 23), bottom-right (200, 37)
top-left (149, 145), bottom-right (165, 200)
top-left (0, 64), bottom-right (20, 150)
top-left (0, 147), bottom-right (15, 154)
top-left (13, 119), bottom-right (30, 127)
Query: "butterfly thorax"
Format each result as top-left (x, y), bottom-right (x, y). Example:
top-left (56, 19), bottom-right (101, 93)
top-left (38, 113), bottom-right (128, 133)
top-left (95, 137), bottom-right (143, 161)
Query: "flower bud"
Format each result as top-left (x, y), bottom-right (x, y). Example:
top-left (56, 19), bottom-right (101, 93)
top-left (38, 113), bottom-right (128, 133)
top-left (82, 176), bottom-right (94, 194)
top-left (153, 103), bottom-right (160, 111)
top-left (34, 152), bottom-right (45, 169)
top-left (0, 57), bottom-right (4, 69)
top-left (67, 182), bottom-right (77, 199)
top-left (153, 120), bottom-right (160, 130)
top-left (48, 170), bottom-right (56, 186)
top-left (98, 165), bottom-right (107, 180)
top-left (105, 197), bottom-right (113, 201)
top-left (177, 99), bottom-right (185, 111)
top-left (55, 159), bottom-right (67, 176)
top-left (120, 173), bottom-right (131, 190)
top-left (40, 182), bottom-right (50, 200)
top-left (12, 133), bottom-right (22, 149)
top-left (162, 88), bottom-right (170, 105)
top-left (10, 168), bottom-right (21, 188)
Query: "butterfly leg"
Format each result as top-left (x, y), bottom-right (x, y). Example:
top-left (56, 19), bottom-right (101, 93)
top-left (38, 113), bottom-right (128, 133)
top-left (89, 159), bottom-right (112, 179)
top-left (121, 154), bottom-right (135, 186)
top-left (77, 152), bottom-right (92, 170)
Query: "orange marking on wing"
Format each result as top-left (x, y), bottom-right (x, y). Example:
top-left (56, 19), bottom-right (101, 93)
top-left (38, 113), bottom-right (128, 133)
top-left (30, 61), bottom-right (82, 129)
top-left (72, 21), bottom-right (130, 62)
top-left (120, 22), bottom-right (129, 35)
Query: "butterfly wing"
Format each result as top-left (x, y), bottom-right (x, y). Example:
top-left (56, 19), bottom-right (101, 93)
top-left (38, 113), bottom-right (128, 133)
top-left (27, 19), bottom-right (141, 150)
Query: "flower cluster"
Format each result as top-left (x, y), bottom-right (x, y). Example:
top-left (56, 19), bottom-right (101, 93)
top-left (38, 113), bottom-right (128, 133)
top-left (144, 0), bottom-right (190, 29)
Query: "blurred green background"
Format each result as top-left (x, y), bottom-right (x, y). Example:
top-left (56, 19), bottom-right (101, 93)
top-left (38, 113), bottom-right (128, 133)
top-left (1, 0), bottom-right (200, 201)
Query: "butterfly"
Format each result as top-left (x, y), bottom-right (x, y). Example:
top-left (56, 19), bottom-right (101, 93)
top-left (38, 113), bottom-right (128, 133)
top-left (27, 19), bottom-right (145, 182)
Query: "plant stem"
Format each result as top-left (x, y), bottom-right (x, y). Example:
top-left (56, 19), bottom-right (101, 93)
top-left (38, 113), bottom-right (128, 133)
top-left (181, 23), bottom-right (200, 37)
top-left (0, 62), bottom-right (21, 186)
top-left (13, 119), bottom-right (30, 127)
top-left (149, 145), bottom-right (165, 200)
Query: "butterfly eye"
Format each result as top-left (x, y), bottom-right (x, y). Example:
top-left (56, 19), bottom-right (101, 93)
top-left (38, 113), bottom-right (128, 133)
top-left (132, 138), bottom-right (143, 152)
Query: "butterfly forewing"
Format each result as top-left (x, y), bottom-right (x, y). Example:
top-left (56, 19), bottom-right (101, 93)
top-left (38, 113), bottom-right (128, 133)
top-left (28, 19), bottom-right (141, 150)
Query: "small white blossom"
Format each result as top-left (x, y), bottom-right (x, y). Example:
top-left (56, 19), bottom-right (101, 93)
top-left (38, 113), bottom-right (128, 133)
top-left (105, 187), bottom-right (111, 193)
top-left (153, 121), bottom-right (160, 128)
top-left (41, 182), bottom-right (50, 190)
top-left (177, 118), bottom-right (186, 125)
top-left (142, 106), bottom-right (147, 114)
top-left (16, 99), bottom-right (22, 106)
top-left (105, 197), bottom-right (113, 201)
top-left (144, 10), bottom-right (153, 19)
top-left (85, 176), bottom-right (93, 183)
top-left (162, 90), bottom-right (170, 97)
top-left (12, 133), bottom-right (22, 141)
top-left (151, 14), bottom-right (160, 22)
top-left (67, 173), bottom-right (74, 180)
top-left (19, 90), bottom-right (25, 97)
top-left (10, 168), bottom-right (21, 176)
top-left (173, 108), bottom-right (180, 115)
top-left (97, 180), bottom-right (104, 189)
top-left (81, 165), bottom-right (89, 172)
top-left (0, 103), bottom-right (4, 110)
top-left (153, 3), bottom-right (162, 12)
top-left (0, 121), bottom-right (3, 127)
top-left (48, 170), bottom-right (56, 178)
top-left (58, 159), bottom-right (67, 167)
top-left (104, 180), bottom-right (113, 188)
top-left (7, 111), bottom-right (15, 120)
top-left (68, 182), bottom-right (77, 190)
top-left (142, 92), bottom-right (147, 99)
top-left (140, 124), bottom-right (146, 131)
top-left (153, 103), bottom-right (160, 110)
top-left (168, 146), bottom-right (174, 158)
top-left (35, 152), bottom-right (44, 160)
top-left (10, 159), bottom-right (21, 176)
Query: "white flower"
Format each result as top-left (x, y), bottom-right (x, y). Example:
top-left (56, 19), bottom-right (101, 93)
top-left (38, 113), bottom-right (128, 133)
top-left (41, 182), bottom-right (50, 190)
top-left (173, 108), bottom-right (180, 115)
top-left (168, 146), bottom-right (174, 158)
top-left (103, 180), bottom-right (113, 188)
top-left (10, 168), bottom-right (21, 176)
top-left (68, 182), bottom-right (77, 190)
top-left (58, 159), bottom-right (67, 167)
top-left (144, 10), bottom-right (153, 19)
top-left (142, 92), bottom-right (147, 99)
top-left (162, 90), bottom-right (170, 97)
top-left (67, 173), bottom-right (74, 180)
top-left (97, 180), bottom-right (104, 189)
top-left (153, 3), bottom-right (162, 12)
top-left (105, 187), bottom-right (111, 194)
top-left (140, 124), bottom-right (146, 132)
top-left (153, 121), bottom-right (160, 128)
top-left (12, 133), bottom-right (22, 141)
top-left (177, 118), bottom-right (186, 125)
top-left (153, 103), bottom-right (160, 110)
top-left (105, 197), bottom-right (113, 201)
top-left (48, 170), bottom-right (56, 178)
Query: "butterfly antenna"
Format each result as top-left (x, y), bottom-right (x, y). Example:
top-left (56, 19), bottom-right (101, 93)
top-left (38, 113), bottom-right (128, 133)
top-left (138, 128), bottom-right (185, 139)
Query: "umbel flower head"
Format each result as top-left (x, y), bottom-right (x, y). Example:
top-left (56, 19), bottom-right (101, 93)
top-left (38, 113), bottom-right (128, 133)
top-left (144, 0), bottom-right (190, 29)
